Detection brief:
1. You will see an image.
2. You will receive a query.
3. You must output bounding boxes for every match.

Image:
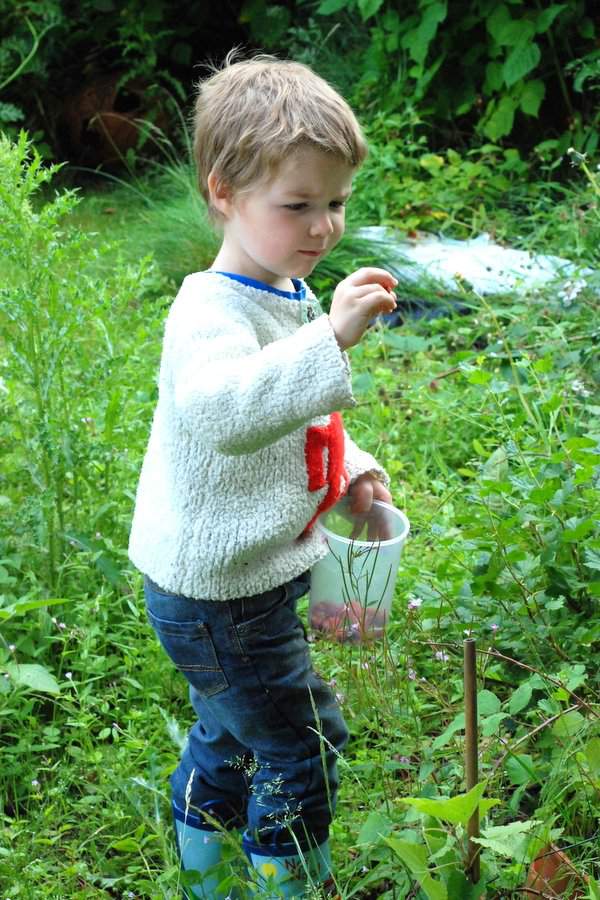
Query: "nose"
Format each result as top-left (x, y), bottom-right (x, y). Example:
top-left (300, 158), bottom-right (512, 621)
top-left (309, 212), bottom-right (334, 238)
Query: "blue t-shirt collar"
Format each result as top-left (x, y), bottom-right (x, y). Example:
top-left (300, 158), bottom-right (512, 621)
top-left (208, 270), bottom-right (306, 300)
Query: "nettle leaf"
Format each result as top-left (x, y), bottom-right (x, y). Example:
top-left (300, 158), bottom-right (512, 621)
top-left (584, 737), bottom-right (600, 775)
top-left (357, 809), bottom-right (394, 845)
top-left (584, 549), bottom-right (600, 571)
top-left (481, 712), bottom-right (509, 737)
top-left (3, 662), bottom-right (60, 695)
top-left (478, 690), bottom-right (502, 716)
top-left (561, 518), bottom-right (596, 542)
top-left (409, 1), bottom-right (447, 65)
top-left (383, 838), bottom-right (448, 900)
top-left (317, 0), bottom-right (348, 14)
top-left (401, 782), bottom-right (500, 825)
top-left (505, 753), bottom-right (538, 786)
top-left (504, 41), bottom-right (541, 87)
top-left (432, 712), bottom-right (464, 749)
top-left (509, 681), bottom-right (533, 715)
top-left (483, 96), bottom-right (517, 140)
top-left (357, 0), bottom-right (384, 20)
top-left (495, 20), bottom-right (535, 47)
top-left (473, 819), bottom-right (541, 858)
top-left (520, 79), bottom-right (545, 116)
top-left (486, 5), bottom-right (511, 42)
top-left (535, 4), bottom-right (567, 33)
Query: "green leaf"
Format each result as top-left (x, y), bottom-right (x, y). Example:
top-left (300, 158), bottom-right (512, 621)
top-left (484, 61), bottom-right (504, 94)
top-left (3, 663), bottom-right (60, 695)
top-left (467, 369), bottom-right (492, 385)
top-left (381, 333), bottom-right (429, 353)
top-left (584, 737), bottom-right (600, 775)
top-left (584, 549), bottom-right (600, 571)
top-left (110, 837), bottom-right (140, 852)
top-left (535, 5), bottom-right (567, 33)
top-left (408, 2), bottom-right (447, 65)
top-left (473, 819), bottom-right (540, 858)
top-left (401, 782), bottom-right (500, 825)
top-left (588, 875), bottom-right (600, 900)
top-left (357, 0), bottom-right (384, 20)
top-left (520, 79), bottom-right (545, 116)
top-left (509, 681), bottom-right (533, 715)
top-left (505, 754), bottom-right (537, 786)
top-left (64, 532), bottom-right (125, 586)
top-left (383, 838), bottom-right (448, 900)
top-left (0, 596), bottom-right (73, 620)
top-left (432, 712), bottom-right (464, 749)
top-left (481, 712), bottom-right (509, 737)
top-left (357, 810), bottom-right (393, 846)
top-left (561, 518), bottom-right (596, 542)
top-left (317, 0), bottom-right (348, 13)
top-left (478, 689), bottom-right (501, 716)
top-left (483, 96), bottom-right (517, 140)
top-left (446, 871), bottom-right (487, 899)
top-left (552, 709), bottom-right (585, 738)
top-left (503, 41), bottom-right (541, 87)
top-left (486, 5), bottom-right (511, 42)
top-left (495, 20), bottom-right (535, 47)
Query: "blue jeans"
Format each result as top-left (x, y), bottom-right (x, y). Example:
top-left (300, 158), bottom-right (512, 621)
top-left (144, 572), bottom-right (348, 849)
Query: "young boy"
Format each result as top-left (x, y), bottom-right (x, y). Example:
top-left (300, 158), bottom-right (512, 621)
top-left (129, 53), bottom-right (397, 898)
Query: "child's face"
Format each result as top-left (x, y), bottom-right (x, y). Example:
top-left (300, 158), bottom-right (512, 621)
top-left (214, 146), bottom-right (355, 289)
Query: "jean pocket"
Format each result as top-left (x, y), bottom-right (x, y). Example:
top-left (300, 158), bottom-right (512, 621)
top-left (146, 609), bottom-right (229, 699)
top-left (234, 584), bottom-right (291, 637)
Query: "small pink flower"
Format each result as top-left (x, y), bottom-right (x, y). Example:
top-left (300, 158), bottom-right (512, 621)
top-left (408, 596), bottom-right (423, 610)
top-left (435, 650), bottom-right (449, 662)
top-left (408, 668), bottom-right (417, 681)
top-left (490, 623), bottom-right (499, 632)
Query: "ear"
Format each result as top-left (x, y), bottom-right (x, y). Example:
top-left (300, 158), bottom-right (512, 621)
top-left (207, 169), bottom-right (234, 217)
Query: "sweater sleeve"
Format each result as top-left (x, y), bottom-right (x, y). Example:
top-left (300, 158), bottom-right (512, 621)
top-left (343, 430), bottom-right (391, 488)
top-left (164, 292), bottom-right (355, 456)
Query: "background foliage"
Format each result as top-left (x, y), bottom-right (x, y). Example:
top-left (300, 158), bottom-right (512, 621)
top-left (1, 2), bottom-right (599, 897)
top-left (1, 0), bottom-right (599, 162)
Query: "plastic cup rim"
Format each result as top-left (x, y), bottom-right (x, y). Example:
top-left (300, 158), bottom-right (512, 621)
top-left (316, 498), bottom-right (410, 549)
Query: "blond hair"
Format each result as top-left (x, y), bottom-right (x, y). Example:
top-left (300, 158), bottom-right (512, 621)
top-left (193, 52), bottom-right (368, 212)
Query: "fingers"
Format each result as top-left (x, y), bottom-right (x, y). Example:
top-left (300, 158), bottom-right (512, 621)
top-left (347, 267), bottom-right (398, 290)
top-left (344, 284), bottom-right (397, 317)
top-left (348, 478), bottom-right (394, 541)
top-left (349, 477), bottom-right (373, 515)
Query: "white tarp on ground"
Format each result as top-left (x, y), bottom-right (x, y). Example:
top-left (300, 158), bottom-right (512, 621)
top-left (358, 228), bottom-right (595, 304)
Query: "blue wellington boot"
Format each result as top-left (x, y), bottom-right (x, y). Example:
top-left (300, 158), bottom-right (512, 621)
top-left (173, 799), bottom-right (242, 899)
top-left (243, 831), bottom-right (335, 898)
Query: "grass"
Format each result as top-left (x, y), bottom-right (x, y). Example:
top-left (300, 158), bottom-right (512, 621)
top-left (0, 134), bottom-right (599, 898)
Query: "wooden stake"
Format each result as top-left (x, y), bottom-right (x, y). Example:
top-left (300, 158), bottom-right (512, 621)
top-left (464, 638), bottom-right (480, 884)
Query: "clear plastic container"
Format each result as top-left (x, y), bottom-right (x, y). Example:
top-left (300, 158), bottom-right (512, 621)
top-left (309, 497), bottom-right (410, 642)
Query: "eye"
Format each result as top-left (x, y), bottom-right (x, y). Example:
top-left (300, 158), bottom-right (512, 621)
top-left (284, 203), bottom-right (308, 211)
top-left (329, 200), bottom-right (347, 210)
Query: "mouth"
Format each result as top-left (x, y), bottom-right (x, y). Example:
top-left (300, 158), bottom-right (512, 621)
top-left (298, 250), bottom-right (325, 257)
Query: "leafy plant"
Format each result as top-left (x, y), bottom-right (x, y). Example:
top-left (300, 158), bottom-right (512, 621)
top-left (0, 133), bottom-right (166, 595)
top-left (313, 0), bottom-right (598, 152)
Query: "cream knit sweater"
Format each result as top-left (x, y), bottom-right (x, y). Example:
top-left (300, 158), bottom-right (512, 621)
top-left (128, 271), bottom-right (389, 600)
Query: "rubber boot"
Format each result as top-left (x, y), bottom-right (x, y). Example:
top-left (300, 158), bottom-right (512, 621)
top-left (173, 799), bottom-right (242, 899)
top-left (243, 831), bottom-right (335, 898)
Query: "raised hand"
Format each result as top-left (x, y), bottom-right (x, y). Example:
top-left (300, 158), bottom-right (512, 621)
top-left (328, 267), bottom-right (398, 351)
